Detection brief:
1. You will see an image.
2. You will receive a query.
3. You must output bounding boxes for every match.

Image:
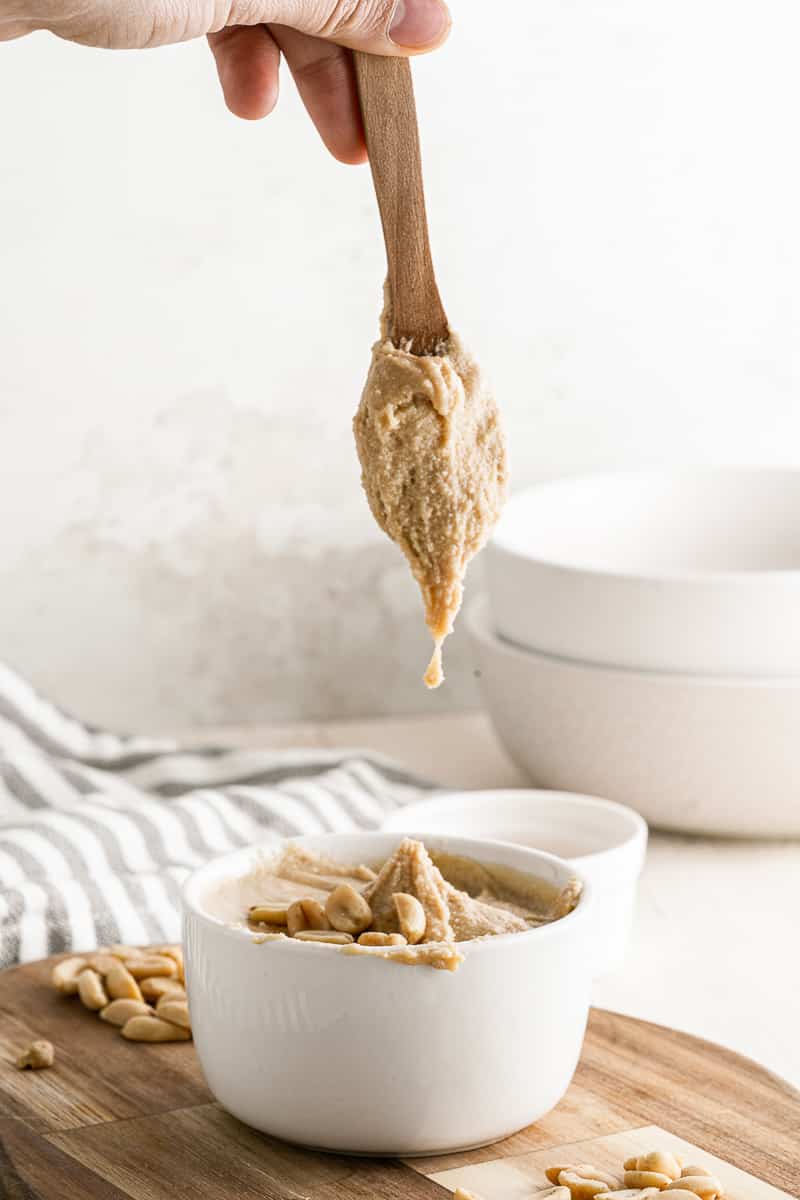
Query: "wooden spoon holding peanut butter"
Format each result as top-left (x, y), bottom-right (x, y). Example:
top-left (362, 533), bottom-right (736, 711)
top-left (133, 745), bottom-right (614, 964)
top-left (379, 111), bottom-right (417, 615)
top-left (352, 54), bottom-right (507, 688)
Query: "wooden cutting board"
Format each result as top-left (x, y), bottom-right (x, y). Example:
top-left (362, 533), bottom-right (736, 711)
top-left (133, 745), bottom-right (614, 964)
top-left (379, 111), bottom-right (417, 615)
top-left (0, 954), bottom-right (796, 1199)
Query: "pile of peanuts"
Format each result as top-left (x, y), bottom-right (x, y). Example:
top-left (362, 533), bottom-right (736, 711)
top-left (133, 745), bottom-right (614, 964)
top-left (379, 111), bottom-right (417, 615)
top-left (453, 1151), bottom-right (726, 1200)
top-left (249, 883), bottom-right (427, 947)
top-left (542, 1150), bottom-right (726, 1199)
top-left (50, 944), bottom-right (190, 1044)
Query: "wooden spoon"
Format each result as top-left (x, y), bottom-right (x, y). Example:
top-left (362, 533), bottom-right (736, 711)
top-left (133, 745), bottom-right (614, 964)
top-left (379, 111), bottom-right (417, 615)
top-left (353, 53), bottom-right (449, 356)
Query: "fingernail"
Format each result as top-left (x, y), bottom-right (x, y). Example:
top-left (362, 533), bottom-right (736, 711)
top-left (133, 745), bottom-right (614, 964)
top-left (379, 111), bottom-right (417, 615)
top-left (389, 0), bottom-right (449, 48)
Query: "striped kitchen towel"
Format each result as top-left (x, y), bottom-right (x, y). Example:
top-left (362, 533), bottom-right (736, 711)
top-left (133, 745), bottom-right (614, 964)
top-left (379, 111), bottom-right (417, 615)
top-left (0, 662), bottom-right (431, 969)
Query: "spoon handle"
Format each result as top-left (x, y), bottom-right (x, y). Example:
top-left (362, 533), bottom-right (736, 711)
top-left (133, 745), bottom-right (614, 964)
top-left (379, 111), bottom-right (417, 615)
top-left (354, 53), bottom-right (449, 356)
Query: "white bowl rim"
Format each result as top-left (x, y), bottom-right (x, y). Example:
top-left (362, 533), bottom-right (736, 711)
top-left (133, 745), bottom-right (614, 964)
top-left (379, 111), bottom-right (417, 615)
top-left (491, 467), bottom-right (800, 584)
top-left (468, 593), bottom-right (800, 687)
top-left (382, 789), bottom-right (648, 877)
top-left (182, 831), bottom-right (592, 960)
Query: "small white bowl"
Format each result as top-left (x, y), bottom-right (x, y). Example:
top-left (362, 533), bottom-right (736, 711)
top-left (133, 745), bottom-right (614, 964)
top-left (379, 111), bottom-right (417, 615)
top-left (467, 595), bottom-right (800, 837)
top-left (488, 468), bottom-right (800, 675)
top-left (183, 832), bottom-right (593, 1156)
top-left (382, 791), bottom-right (647, 975)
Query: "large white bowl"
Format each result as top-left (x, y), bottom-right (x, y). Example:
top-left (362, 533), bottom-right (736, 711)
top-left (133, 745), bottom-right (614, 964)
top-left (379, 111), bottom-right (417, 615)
top-left (487, 469), bottom-right (800, 675)
top-left (183, 832), bottom-right (593, 1156)
top-left (381, 791), bottom-right (647, 976)
top-left (468, 596), bottom-right (800, 837)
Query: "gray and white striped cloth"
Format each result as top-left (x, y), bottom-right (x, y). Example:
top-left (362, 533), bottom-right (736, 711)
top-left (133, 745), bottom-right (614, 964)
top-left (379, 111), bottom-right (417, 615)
top-left (0, 662), bottom-right (431, 968)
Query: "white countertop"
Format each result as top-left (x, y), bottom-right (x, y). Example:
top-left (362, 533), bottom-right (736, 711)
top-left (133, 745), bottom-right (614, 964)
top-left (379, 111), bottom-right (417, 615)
top-left (192, 712), bottom-right (800, 1090)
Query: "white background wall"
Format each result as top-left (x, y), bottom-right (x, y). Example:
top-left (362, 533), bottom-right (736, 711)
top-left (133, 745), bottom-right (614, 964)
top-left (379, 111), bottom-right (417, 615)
top-left (2, 1), bottom-right (800, 732)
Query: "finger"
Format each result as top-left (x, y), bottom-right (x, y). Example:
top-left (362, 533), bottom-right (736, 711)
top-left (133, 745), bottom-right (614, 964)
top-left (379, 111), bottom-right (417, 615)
top-left (208, 25), bottom-right (281, 120)
top-left (269, 26), bottom-right (365, 164)
top-left (226, 0), bottom-right (451, 56)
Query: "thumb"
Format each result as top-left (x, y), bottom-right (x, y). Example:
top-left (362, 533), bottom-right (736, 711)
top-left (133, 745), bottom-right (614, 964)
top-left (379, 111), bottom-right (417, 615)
top-left (227, 0), bottom-right (451, 55)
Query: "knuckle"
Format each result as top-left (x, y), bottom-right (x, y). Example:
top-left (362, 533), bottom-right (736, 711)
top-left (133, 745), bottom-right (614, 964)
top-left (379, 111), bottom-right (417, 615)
top-left (318, 0), bottom-right (393, 40)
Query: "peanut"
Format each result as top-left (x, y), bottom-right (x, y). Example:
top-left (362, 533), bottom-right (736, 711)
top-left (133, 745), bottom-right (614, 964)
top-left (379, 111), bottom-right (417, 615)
top-left (287, 899), bottom-right (331, 936)
top-left (100, 999), bottom-right (152, 1027)
top-left (87, 953), bottom-right (123, 976)
top-left (106, 944), bottom-right (139, 960)
top-left (325, 884), bottom-right (373, 935)
top-left (357, 932), bottom-right (408, 947)
top-left (623, 1173), bottom-right (672, 1191)
top-left (139, 976), bottom-right (185, 1002)
top-left (554, 1167), bottom-right (624, 1199)
top-left (248, 904), bottom-right (289, 926)
top-left (680, 1168), bottom-right (712, 1179)
top-left (666, 1178), bottom-right (722, 1198)
top-left (51, 956), bottom-right (86, 995)
top-left (662, 1193), bottom-right (705, 1200)
top-left (15, 1040), bottom-right (54, 1070)
top-left (546, 1167), bottom-right (574, 1184)
top-left (121, 1015), bottom-right (191, 1043)
top-left (634, 1154), bottom-right (681, 1181)
top-left (155, 998), bottom-right (191, 1029)
top-left (153, 945), bottom-right (184, 982)
top-left (393, 892), bottom-right (426, 945)
top-left (105, 963), bottom-right (144, 1003)
top-left (77, 968), bottom-right (108, 1011)
top-left (125, 955), bottom-right (177, 979)
top-left (292, 930), bottom-right (354, 945)
top-left (596, 1192), bottom-right (662, 1199)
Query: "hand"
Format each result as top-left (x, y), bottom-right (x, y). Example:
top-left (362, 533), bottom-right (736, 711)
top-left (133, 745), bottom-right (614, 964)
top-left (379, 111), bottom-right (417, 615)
top-left (0, 0), bottom-right (451, 162)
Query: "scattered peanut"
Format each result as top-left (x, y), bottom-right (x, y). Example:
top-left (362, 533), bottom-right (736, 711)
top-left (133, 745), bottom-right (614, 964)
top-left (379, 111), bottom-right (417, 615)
top-left (139, 976), bottom-right (186, 1002)
top-left (121, 1015), bottom-right (191, 1043)
top-left (549, 1152), bottom-right (725, 1200)
top-left (105, 963), bottom-right (144, 1003)
top-left (15, 1040), bottom-right (54, 1070)
top-left (100, 999), bottom-right (152, 1027)
top-left (666, 1177), bottom-right (722, 1198)
top-left (546, 1167), bottom-right (575, 1185)
top-left (249, 904), bottom-right (289, 926)
top-left (558, 1166), bottom-right (624, 1198)
top-left (287, 898), bottom-right (331, 936)
top-left (154, 945), bottom-right (185, 982)
top-left (631, 1153), bottom-right (682, 1181)
top-left (77, 968), bottom-right (108, 1011)
top-left (155, 998), bottom-right (191, 1029)
top-left (51, 956), bottom-right (86, 995)
top-left (44, 943), bottom-right (193, 1048)
top-left (357, 931), bottom-right (408, 947)
top-left (596, 1191), bottom-right (661, 1199)
top-left (325, 884), bottom-right (373, 936)
top-left (537, 1191), bottom-right (571, 1200)
top-left (87, 954), bottom-right (122, 976)
top-left (393, 892), bottom-right (426, 945)
top-left (292, 930), bottom-right (354, 945)
top-left (623, 1172), bottom-right (673, 1190)
top-left (106, 944), bottom-right (139, 960)
top-left (125, 955), bottom-right (178, 979)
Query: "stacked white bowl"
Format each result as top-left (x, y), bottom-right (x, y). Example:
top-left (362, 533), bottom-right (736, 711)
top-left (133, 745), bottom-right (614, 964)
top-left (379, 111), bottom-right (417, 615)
top-left (469, 468), bottom-right (800, 836)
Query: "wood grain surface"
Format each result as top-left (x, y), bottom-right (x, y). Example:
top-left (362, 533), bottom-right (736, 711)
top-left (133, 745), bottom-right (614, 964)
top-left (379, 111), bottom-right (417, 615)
top-left (0, 954), bottom-right (797, 1199)
top-left (354, 53), bottom-right (450, 355)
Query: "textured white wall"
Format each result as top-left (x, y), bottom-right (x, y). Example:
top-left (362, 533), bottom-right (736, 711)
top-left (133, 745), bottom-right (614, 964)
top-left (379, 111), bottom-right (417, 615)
top-left (2, 1), bottom-right (800, 731)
